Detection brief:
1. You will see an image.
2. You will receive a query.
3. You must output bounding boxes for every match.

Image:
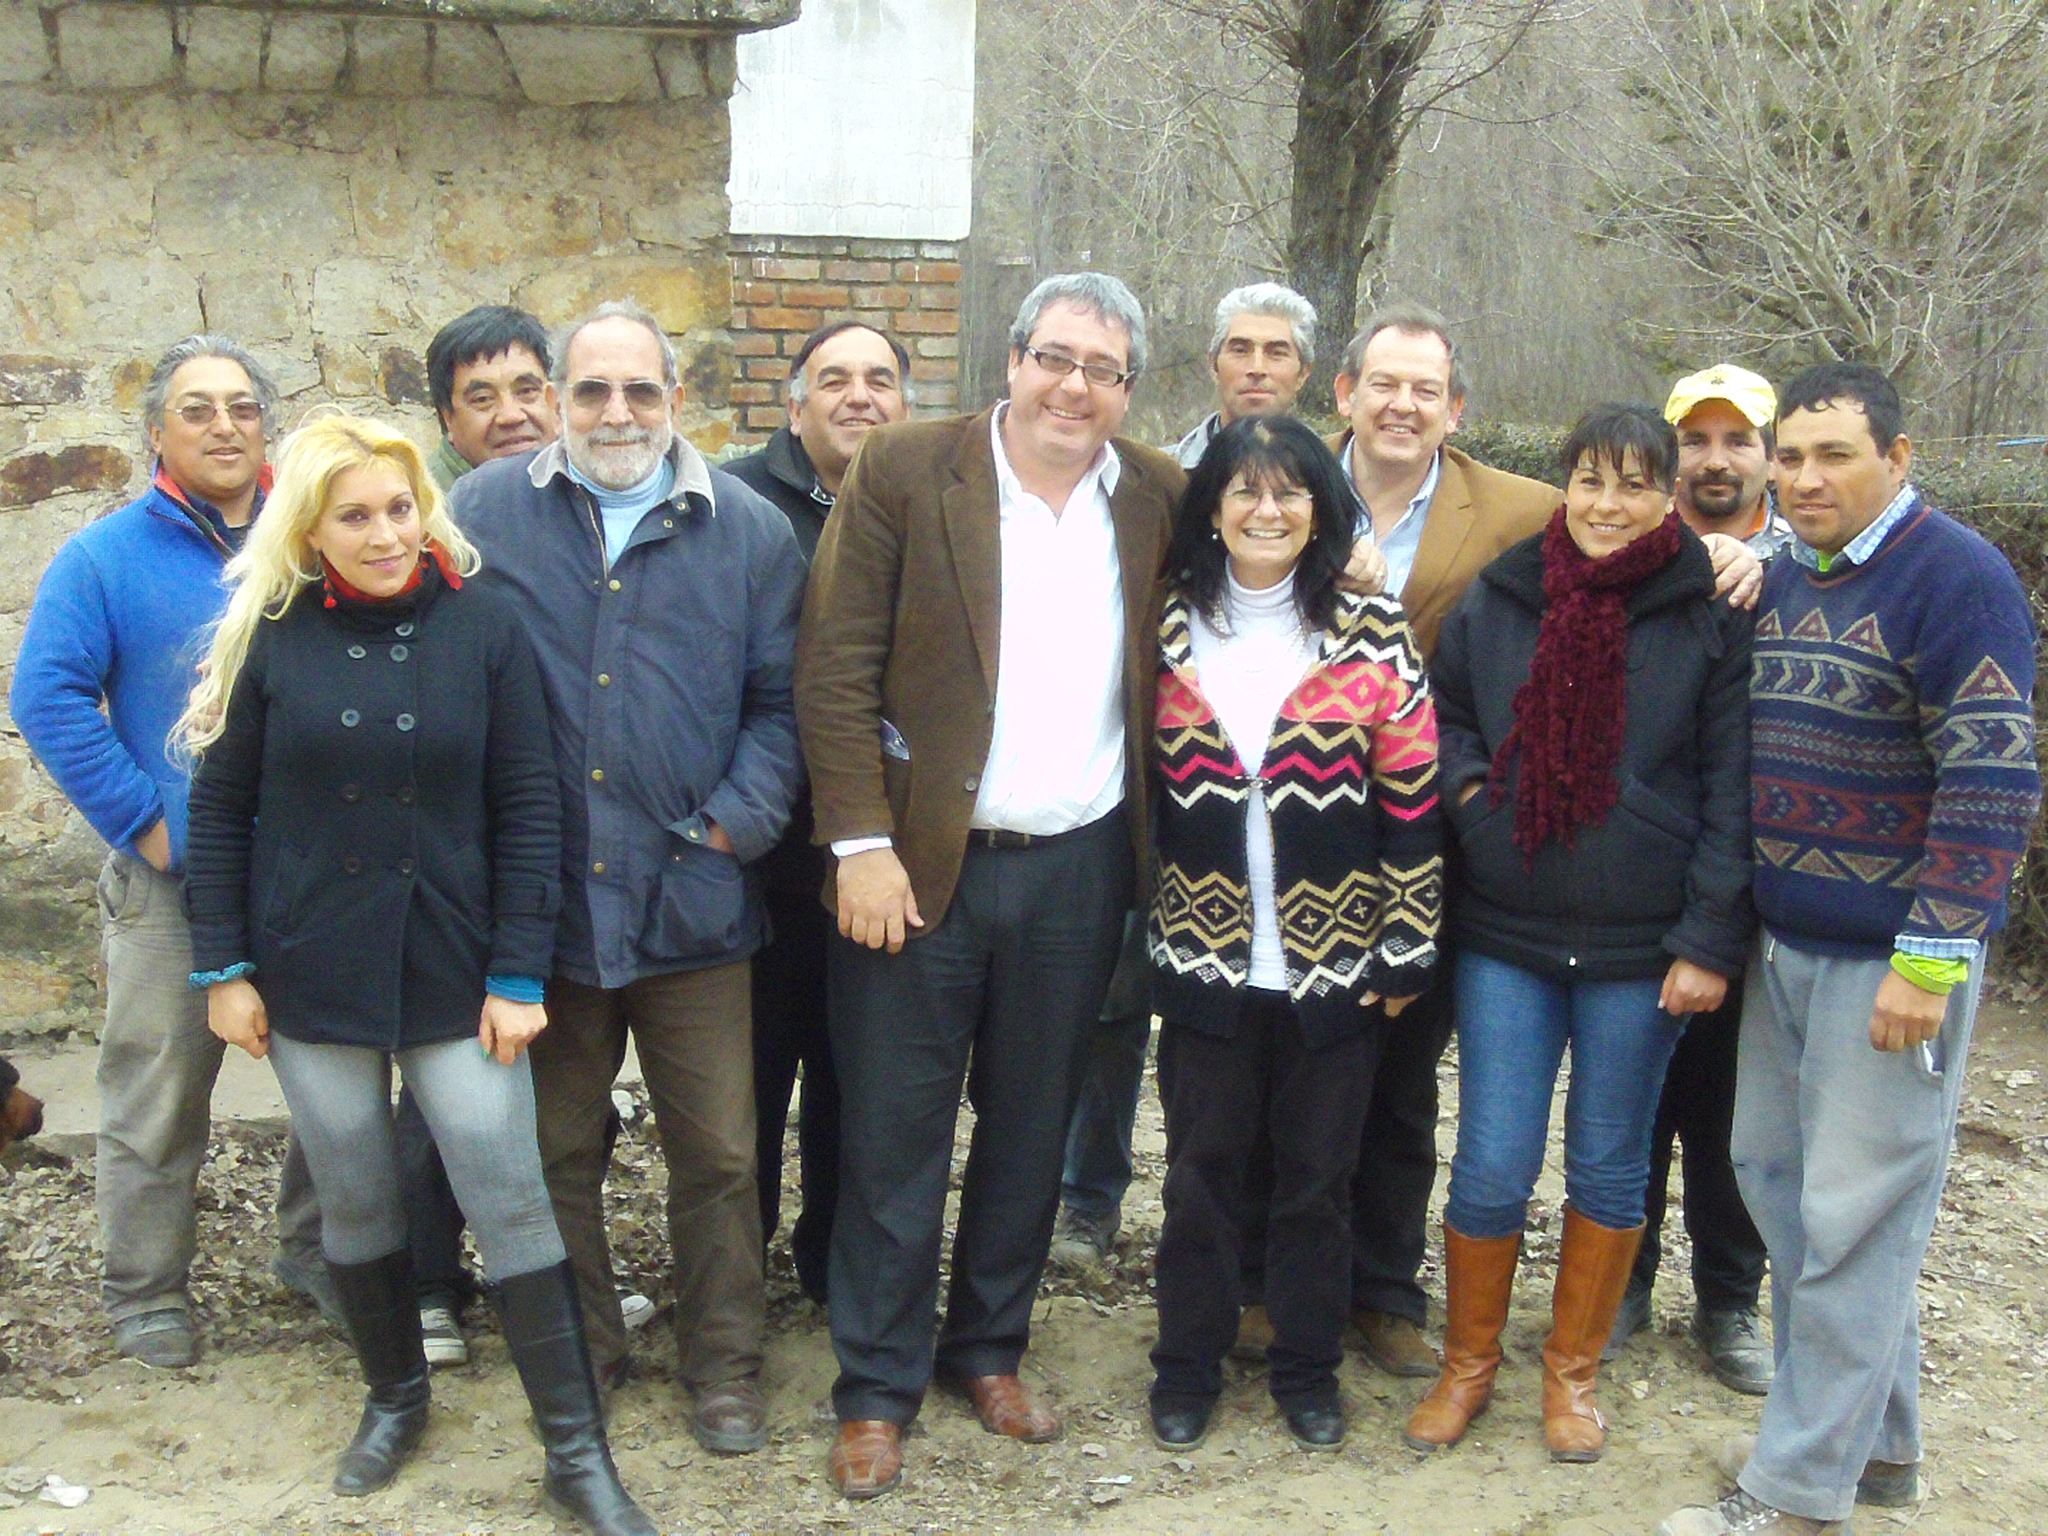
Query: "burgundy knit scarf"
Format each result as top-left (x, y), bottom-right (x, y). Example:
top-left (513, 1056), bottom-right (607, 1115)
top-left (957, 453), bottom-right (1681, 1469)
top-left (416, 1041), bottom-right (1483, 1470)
top-left (1490, 507), bottom-right (1683, 857)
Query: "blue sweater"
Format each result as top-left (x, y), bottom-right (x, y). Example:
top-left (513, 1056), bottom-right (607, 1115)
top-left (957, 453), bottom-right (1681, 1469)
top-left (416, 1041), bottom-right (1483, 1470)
top-left (1750, 497), bottom-right (2040, 958)
top-left (11, 482), bottom-right (239, 871)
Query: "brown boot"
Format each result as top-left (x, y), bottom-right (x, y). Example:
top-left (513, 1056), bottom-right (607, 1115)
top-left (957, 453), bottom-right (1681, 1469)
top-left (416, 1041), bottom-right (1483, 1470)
top-left (1542, 1207), bottom-right (1645, 1463)
top-left (1402, 1225), bottom-right (1522, 1453)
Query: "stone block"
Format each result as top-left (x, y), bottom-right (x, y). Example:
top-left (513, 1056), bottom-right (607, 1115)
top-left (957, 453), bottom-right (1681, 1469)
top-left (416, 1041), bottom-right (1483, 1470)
top-left (201, 268), bottom-right (298, 343)
top-left (496, 24), bottom-right (660, 105)
top-left (915, 334), bottom-right (961, 358)
top-left (0, 445), bottom-right (132, 509)
top-left (431, 20), bottom-right (519, 99)
top-left (57, 5), bottom-right (174, 90)
top-left (627, 190), bottom-right (727, 250)
top-left (76, 255), bottom-right (203, 351)
top-left (0, 3), bottom-right (50, 85)
top-left (0, 356), bottom-right (85, 406)
top-left (311, 259), bottom-right (411, 337)
top-left (185, 8), bottom-right (264, 94)
top-left (436, 185), bottom-right (599, 270)
top-left (515, 258), bottom-right (722, 338)
top-left (315, 341), bottom-right (377, 397)
top-left (108, 356), bottom-right (152, 414)
top-left (653, 37), bottom-right (703, 98)
top-left (156, 161), bottom-right (352, 260)
top-left (265, 15), bottom-right (345, 93)
top-left (378, 346), bottom-right (429, 408)
top-left (701, 34), bottom-right (736, 96)
top-left (348, 173), bottom-right (426, 258)
top-left (351, 19), bottom-right (430, 97)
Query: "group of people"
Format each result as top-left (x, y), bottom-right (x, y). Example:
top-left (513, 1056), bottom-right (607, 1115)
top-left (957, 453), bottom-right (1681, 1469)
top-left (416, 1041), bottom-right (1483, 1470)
top-left (9, 269), bottom-right (2037, 1536)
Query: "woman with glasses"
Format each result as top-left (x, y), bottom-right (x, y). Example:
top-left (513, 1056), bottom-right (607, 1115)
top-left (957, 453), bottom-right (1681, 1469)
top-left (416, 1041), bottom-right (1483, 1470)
top-left (178, 416), bottom-right (658, 1536)
top-left (1145, 414), bottom-right (1442, 1453)
top-left (1404, 404), bottom-right (1753, 1464)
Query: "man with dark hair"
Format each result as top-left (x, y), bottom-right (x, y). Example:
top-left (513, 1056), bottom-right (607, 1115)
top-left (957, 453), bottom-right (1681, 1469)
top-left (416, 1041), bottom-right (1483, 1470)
top-left (1604, 365), bottom-right (1792, 1394)
top-left (425, 304), bottom-right (558, 490)
top-left (11, 335), bottom-right (326, 1369)
top-left (455, 300), bottom-right (807, 1457)
top-left (724, 321), bottom-right (912, 1307)
top-left (1662, 363), bottom-right (2040, 1536)
top-left (798, 272), bottom-right (1183, 1500)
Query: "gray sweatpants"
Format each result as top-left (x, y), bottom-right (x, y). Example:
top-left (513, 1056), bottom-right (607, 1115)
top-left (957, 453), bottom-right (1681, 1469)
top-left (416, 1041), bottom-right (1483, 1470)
top-left (1731, 932), bottom-right (1982, 1522)
top-left (96, 853), bottom-right (321, 1323)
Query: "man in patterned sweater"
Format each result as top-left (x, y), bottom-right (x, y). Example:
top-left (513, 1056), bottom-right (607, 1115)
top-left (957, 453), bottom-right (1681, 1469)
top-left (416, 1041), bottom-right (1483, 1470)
top-left (1663, 364), bottom-right (2040, 1536)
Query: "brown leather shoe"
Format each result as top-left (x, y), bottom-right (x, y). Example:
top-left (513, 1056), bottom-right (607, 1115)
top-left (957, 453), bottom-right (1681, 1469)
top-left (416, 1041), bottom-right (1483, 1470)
top-left (828, 1419), bottom-right (903, 1500)
top-left (1404, 1226), bottom-right (1523, 1453)
top-left (957, 1373), bottom-right (1061, 1442)
top-left (693, 1376), bottom-right (769, 1455)
top-left (1356, 1309), bottom-right (1440, 1377)
top-left (1541, 1208), bottom-right (1645, 1463)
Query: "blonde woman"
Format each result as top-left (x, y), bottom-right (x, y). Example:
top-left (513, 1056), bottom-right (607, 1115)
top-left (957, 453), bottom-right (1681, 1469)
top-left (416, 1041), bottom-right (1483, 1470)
top-left (179, 417), bottom-right (656, 1536)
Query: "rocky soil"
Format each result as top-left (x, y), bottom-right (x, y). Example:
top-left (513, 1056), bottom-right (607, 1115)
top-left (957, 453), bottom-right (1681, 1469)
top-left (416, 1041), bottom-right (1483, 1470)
top-left (1, 997), bottom-right (2044, 1536)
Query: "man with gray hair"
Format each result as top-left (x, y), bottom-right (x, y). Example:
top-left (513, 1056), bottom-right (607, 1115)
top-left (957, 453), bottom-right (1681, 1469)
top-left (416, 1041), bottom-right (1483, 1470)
top-left (12, 335), bottom-right (327, 1369)
top-left (797, 272), bottom-right (1184, 1499)
top-left (452, 300), bottom-right (808, 1456)
top-left (1168, 280), bottom-right (1318, 468)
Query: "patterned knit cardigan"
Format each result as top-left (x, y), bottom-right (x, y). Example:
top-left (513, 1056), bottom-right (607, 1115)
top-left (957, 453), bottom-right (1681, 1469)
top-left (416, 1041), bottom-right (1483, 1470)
top-left (1148, 585), bottom-right (1444, 1046)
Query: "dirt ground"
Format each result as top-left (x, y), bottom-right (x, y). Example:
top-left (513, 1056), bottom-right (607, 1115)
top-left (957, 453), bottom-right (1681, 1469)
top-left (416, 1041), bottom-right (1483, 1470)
top-left (2, 997), bottom-right (2044, 1536)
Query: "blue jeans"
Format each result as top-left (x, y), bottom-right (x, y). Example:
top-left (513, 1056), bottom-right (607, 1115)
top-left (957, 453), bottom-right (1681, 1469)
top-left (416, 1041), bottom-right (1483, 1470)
top-left (1444, 952), bottom-right (1684, 1240)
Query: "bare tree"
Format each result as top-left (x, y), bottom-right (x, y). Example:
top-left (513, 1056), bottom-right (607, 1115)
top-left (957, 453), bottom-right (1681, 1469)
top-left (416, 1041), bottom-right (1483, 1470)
top-left (1583, 0), bottom-right (2048, 433)
top-left (1168, 0), bottom-right (1563, 407)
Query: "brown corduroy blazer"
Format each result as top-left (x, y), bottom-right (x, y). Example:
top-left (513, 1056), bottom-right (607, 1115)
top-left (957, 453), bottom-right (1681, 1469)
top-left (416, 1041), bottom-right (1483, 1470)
top-left (1326, 434), bottom-right (1560, 661)
top-left (796, 408), bottom-right (1186, 932)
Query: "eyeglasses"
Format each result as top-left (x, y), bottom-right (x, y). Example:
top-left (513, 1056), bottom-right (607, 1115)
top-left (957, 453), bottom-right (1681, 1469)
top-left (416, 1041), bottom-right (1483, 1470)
top-left (1222, 484), bottom-right (1313, 514)
top-left (568, 378), bottom-right (668, 412)
top-left (1022, 346), bottom-right (1134, 389)
top-left (173, 399), bottom-right (265, 428)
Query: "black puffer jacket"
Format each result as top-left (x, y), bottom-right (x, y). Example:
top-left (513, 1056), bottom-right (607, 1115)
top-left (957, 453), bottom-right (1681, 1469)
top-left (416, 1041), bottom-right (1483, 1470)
top-left (1430, 527), bottom-right (1754, 982)
top-left (184, 566), bottom-right (562, 1048)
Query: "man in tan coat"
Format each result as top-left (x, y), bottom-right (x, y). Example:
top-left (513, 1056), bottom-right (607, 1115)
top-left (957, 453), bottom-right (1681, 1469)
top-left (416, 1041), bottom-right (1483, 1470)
top-left (796, 273), bottom-right (1184, 1500)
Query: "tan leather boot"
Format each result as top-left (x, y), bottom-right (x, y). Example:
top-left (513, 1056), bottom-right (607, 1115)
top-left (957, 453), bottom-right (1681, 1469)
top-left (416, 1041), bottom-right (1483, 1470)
top-left (1402, 1225), bottom-right (1522, 1452)
top-left (1542, 1207), bottom-right (1645, 1462)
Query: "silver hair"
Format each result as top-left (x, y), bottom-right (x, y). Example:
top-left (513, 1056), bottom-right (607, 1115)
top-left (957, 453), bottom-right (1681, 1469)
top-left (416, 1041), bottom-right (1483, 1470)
top-left (553, 299), bottom-right (679, 388)
top-left (1208, 282), bottom-right (1317, 371)
top-left (140, 335), bottom-right (279, 446)
top-left (1339, 302), bottom-right (1468, 401)
top-left (1007, 272), bottom-right (1148, 376)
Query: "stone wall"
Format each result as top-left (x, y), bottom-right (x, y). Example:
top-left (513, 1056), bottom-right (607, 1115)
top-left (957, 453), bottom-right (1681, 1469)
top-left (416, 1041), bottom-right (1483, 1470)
top-left (728, 233), bottom-right (963, 442)
top-left (0, 0), bottom-right (790, 1039)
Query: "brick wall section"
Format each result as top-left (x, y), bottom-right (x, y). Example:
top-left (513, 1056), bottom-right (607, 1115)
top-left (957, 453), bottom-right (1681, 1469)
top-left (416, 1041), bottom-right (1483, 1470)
top-left (729, 234), bottom-right (962, 441)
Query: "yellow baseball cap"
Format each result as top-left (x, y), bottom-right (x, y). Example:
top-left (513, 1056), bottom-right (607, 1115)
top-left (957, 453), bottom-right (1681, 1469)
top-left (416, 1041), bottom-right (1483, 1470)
top-left (1663, 364), bottom-right (1777, 429)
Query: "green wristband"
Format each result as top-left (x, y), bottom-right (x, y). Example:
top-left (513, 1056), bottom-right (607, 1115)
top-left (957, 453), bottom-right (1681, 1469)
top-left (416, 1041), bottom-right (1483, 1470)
top-left (1889, 951), bottom-right (1968, 996)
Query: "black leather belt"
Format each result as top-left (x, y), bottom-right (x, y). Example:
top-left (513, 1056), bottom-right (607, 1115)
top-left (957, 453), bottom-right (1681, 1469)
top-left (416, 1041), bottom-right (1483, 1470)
top-left (965, 808), bottom-right (1124, 851)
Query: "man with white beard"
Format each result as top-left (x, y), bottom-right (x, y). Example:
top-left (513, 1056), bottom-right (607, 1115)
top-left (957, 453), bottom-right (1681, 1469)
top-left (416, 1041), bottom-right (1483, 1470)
top-left (452, 301), bottom-right (808, 1455)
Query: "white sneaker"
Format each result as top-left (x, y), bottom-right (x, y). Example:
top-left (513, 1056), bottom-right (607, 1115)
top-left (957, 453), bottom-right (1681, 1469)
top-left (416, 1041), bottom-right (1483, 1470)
top-left (420, 1303), bottom-right (469, 1367)
top-left (620, 1291), bottom-right (655, 1332)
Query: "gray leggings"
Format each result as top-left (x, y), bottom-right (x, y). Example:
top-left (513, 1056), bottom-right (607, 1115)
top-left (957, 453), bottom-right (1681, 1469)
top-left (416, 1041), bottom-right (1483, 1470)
top-left (268, 1032), bottom-right (566, 1278)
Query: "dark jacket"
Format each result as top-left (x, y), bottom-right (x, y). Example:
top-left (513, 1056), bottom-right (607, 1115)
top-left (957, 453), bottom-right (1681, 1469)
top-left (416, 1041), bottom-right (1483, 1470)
top-left (1148, 588), bottom-right (1444, 1047)
top-left (183, 569), bottom-right (563, 1049)
top-left (453, 436), bottom-right (808, 988)
top-left (725, 426), bottom-right (832, 562)
top-left (1431, 527), bottom-right (1755, 981)
top-left (725, 427), bottom-right (835, 901)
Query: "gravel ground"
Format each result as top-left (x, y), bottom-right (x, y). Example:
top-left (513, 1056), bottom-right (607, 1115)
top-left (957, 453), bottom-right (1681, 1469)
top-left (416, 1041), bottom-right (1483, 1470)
top-left (1, 992), bottom-right (2044, 1536)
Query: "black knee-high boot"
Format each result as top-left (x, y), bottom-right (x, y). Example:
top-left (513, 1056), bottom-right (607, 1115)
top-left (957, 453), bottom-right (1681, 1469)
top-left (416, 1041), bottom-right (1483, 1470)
top-left (496, 1261), bottom-right (657, 1536)
top-left (328, 1249), bottom-right (432, 1496)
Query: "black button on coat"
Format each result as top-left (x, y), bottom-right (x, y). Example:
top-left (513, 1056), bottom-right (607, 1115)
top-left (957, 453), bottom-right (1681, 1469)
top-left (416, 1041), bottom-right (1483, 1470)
top-left (183, 568), bottom-right (563, 1049)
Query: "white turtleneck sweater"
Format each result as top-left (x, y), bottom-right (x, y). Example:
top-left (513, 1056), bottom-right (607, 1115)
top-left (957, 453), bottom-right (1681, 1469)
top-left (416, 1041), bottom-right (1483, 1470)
top-left (1186, 570), bottom-right (1322, 990)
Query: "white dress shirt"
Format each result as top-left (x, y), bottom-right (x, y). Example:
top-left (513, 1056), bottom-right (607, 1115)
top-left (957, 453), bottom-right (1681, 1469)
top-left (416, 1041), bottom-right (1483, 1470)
top-left (1187, 572), bottom-right (1320, 989)
top-left (829, 406), bottom-right (1129, 857)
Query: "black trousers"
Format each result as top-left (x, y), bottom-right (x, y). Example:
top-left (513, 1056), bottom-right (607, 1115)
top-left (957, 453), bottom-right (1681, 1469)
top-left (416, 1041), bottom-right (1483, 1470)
top-left (1636, 988), bottom-right (1767, 1310)
top-left (752, 882), bottom-right (838, 1304)
top-left (1344, 979), bottom-right (1456, 1322)
top-left (1152, 992), bottom-right (1383, 1413)
top-left (826, 811), bottom-right (1131, 1425)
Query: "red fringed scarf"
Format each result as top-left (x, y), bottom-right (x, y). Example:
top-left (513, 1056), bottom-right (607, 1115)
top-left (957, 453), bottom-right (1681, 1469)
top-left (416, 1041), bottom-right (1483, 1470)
top-left (1490, 507), bottom-right (1683, 857)
top-left (319, 542), bottom-right (464, 607)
